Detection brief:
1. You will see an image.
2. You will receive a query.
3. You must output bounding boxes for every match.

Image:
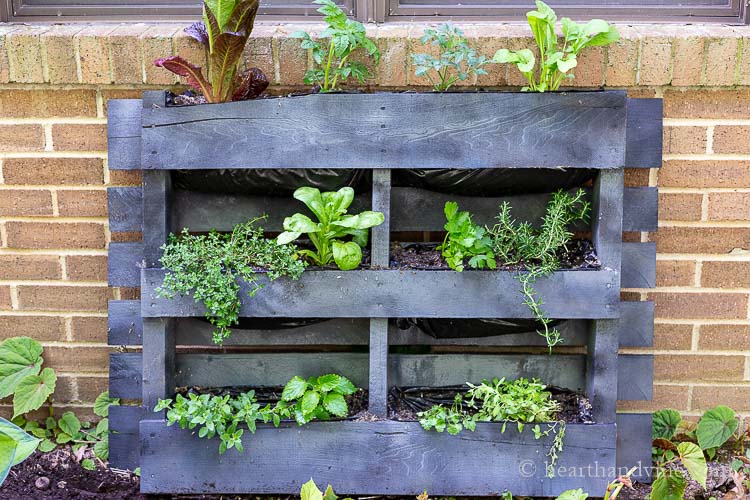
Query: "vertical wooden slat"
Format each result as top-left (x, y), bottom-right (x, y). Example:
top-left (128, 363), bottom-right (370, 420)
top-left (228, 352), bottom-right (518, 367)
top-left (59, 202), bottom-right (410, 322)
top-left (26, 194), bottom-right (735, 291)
top-left (587, 169), bottom-right (624, 423)
top-left (141, 170), bottom-right (171, 268)
top-left (142, 318), bottom-right (175, 413)
top-left (369, 169), bottom-right (391, 416)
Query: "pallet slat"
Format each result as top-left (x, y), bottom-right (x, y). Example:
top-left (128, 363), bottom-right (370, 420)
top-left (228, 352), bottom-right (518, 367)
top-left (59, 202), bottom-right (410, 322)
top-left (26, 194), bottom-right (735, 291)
top-left (142, 92), bottom-right (628, 170)
top-left (108, 300), bottom-right (143, 345)
top-left (109, 353), bottom-right (142, 400)
top-left (109, 405), bottom-right (146, 470)
top-left (108, 187), bottom-right (143, 233)
top-left (625, 98), bottom-right (663, 169)
top-left (621, 242), bottom-right (657, 289)
top-left (140, 420), bottom-right (615, 496)
top-left (107, 99), bottom-right (142, 170)
top-left (618, 301), bottom-right (655, 348)
top-left (616, 413), bottom-right (653, 482)
top-left (616, 355), bottom-right (654, 401)
top-left (108, 242), bottom-right (144, 287)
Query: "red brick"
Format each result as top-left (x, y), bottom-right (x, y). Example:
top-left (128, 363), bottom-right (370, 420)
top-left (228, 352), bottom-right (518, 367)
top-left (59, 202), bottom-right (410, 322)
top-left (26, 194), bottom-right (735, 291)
top-left (655, 354), bottom-right (745, 381)
top-left (43, 345), bottom-right (110, 372)
top-left (699, 324), bottom-right (750, 350)
top-left (703, 33), bottom-right (740, 86)
top-left (108, 170), bottom-right (142, 186)
top-left (0, 89), bottom-right (97, 118)
top-left (3, 158), bottom-right (104, 185)
top-left (664, 89), bottom-right (750, 119)
top-left (659, 160), bottom-right (750, 189)
top-left (57, 189), bottom-right (107, 217)
top-left (0, 287), bottom-right (11, 310)
top-left (672, 34), bottom-right (705, 87)
top-left (173, 30), bottom-right (207, 88)
top-left (65, 255), bottom-right (107, 282)
top-left (701, 261), bottom-right (750, 288)
top-left (51, 124), bottom-right (107, 151)
top-left (692, 385), bottom-right (750, 411)
top-left (654, 323), bottom-right (693, 350)
top-left (569, 46), bottom-right (604, 88)
top-left (656, 260), bottom-right (696, 287)
top-left (0, 124), bottom-right (45, 152)
top-left (275, 28), bottom-right (309, 87)
top-left (0, 190), bottom-right (53, 216)
top-left (75, 26), bottom-right (115, 84)
top-left (624, 168), bottom-right (650, 187)
top-left (242, 26), bottom-right (276, 86)
top-left (708, 192), bottom-right (750, 221)
top-left (618, 384), bottom-right (690, 412)
top-left (658, 192), bottom-right (703, 221)
top-left (638, 31), bottom-right (672, 85)
top-left (109, 25), bottom-right (147, 84)
top-left (5, 222), bottom-right (106, 250)
top-left (142, 25), bottom-right (180, 85)
top-left (0, 27), bottom-right (18, 83)
top-left (7, 27), bottom-right (47, 83)
top-left (649, 227), bottom-right (750, 254)
top-left (663, 126), bottom-right (707, 154)
top-left (649, 291), bottom-right (748, 320)
top-left (713, 125), bottom-right (750, 154)
top-left (16, 285), bottom-right (107, 312)
top-left (605, 27), bottom-right (640, 87)
top-left (0, 255), bottom-right (61, 280)
top-left (41, 25), bottom-right (82, 84)
top-left (464, 26), bottom-right (506, 88)
top-left (70, 316), bottom-right (107, 342)
top-left (0, 315), bottom-right (65, 341)
top-left (76, 376), bottom-right (109, 402)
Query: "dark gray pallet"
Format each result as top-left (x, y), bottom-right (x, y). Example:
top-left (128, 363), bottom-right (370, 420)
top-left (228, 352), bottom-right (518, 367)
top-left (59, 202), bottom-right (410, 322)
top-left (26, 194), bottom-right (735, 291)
top-left (616, 413), bottom-right (654, 483)
top-left (139, 420), bottom-right (615, 496)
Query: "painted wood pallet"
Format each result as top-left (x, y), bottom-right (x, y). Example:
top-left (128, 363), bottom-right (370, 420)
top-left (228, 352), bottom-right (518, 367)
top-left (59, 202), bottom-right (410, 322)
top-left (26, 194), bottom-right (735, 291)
top-left (106, 90), bottom-right (661, 492)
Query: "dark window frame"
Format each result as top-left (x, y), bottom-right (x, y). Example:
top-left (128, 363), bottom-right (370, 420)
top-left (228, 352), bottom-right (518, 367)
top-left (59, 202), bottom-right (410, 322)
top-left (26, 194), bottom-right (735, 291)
top-left (1, 0), bottom-right (747, 24)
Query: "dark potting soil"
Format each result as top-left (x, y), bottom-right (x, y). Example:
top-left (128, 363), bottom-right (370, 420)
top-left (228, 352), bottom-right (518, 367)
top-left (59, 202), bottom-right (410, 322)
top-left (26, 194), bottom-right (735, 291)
top-left (389, 240), bottom-right (600, 271)
top-left (0, 448), bottom-right (144, 499)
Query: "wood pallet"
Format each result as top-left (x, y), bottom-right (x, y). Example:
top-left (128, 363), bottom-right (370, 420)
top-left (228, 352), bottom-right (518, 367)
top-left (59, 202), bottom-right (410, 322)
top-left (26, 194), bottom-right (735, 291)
top-left (106, 90), bottom-right (661, 496)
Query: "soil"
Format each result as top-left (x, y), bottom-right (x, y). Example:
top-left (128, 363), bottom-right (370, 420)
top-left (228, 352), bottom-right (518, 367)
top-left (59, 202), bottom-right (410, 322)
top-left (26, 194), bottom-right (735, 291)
top-left (620, 461), bottom-right (738, 500)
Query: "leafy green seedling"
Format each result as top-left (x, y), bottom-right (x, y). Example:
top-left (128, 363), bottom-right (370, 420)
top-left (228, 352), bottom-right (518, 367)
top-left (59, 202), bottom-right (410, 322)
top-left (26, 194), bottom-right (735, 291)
top-left (276, 374), bottom-right (357, 425)
top-left (438, 201), bottom-right (496, 272)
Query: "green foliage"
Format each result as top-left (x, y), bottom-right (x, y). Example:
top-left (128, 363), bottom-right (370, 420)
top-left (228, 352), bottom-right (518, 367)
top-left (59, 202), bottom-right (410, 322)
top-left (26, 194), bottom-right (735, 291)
top-left (417, 394), bottom-right (477, 435)
top-left (300, 478), bottom-right (351, 500)
top-left (277, 187), bottom-right (384, 271)
top-left (159, 217), bottom-right (305, 344)
top-left (438, 201), bottom-right (496, 272)
top-left (493, 0), bottom-right (619, 91)
top-left (653, 409), bottom-right (682, 440)
top-left (676, 442), bottom-right (707, 489)
top-left (277, 374), bottom-right (357, 425)
top-left (94, 391), bottom-right (119, 418)
top-left (557, 489), bottom-right (588, 500)
top-left (290, 0), bottom-right (380, 92)
top-left (0, 417), bottom-right (40, 486)
top-left (155, 373), bottom-right (358, 453)
top-left (0, 337), bottom-right (57, 419)
top-left (411, 24), bottom-right (489, 92)
top-left (155, 0), bottom-right (268, 102)
top-left (650, 470), bottom-right (687, 500)
top-left (696, 405), bottom-right (738, 451)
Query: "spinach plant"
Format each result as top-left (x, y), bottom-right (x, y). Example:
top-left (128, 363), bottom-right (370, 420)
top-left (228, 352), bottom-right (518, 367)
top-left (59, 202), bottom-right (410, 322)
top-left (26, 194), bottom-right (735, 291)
top-left (277, 187), bottom-right (384, 271)
top-left (290, 0), bottom-right (380, 92)
top-left (159, 217), bottom-right (306, 344)
top-left (0, 337), bottom-right (57, 419)
top-left (438, 201), bottom-right (496, 272)
top-left (412, 24), bottom-right (489, 92)
top-left (493, 0), bottom-right (619, 91)
top-left (155, 0), bottom-right (268, 102)
top-left (276, 374), bottom-right (357, 425)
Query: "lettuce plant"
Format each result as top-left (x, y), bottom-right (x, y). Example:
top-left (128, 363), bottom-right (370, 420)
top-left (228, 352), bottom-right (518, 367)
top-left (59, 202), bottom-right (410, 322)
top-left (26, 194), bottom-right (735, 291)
top-left (277, 187), bottom-right (384, 271)
top-left (155, 0), bottom-right (268, 103)
top-left (493, 0), bottom-right (619, 91)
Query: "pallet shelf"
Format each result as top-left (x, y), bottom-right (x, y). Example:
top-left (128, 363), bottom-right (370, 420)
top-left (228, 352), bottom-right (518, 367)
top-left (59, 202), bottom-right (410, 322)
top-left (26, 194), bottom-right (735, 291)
top-left (107, 90), bottom-right (662, 496)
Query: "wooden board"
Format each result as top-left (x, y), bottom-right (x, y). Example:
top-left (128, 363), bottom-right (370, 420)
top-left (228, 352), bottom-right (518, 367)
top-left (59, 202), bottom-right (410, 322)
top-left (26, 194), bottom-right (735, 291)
top-left (616, 413), bottom-right (654, 483)
top-left (616, 355), bottom-right (654, 401)
top-left (141, 268), bottom-right (620, 319)
top-left (107, 242), bottom-right (143, 287)
top-left (109, 405), bottom-right (145, 470)
top-left (109, 353), bottom-right (142, 400)
top-left (625, 98), bottom-right (663, 169)
top-left (108, 300), bottom-right (143, 345)
top-left (107, 99), bottom-right (141, 170)
top-left (107, 187), bottom-right (142, 233)
top-left (621, 242), bottom-right (657, 289)
top-left (142, 92), bottom-right (628, 170)
top-left (140, 420), bottom-right (615, 495)
top-left (618, 301), bottom-right (655, 348)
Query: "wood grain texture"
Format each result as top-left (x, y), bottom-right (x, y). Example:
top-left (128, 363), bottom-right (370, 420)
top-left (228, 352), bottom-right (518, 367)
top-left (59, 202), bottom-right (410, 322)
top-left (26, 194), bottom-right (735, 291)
top-left (142, 318), bottom-right (175, 412)
top-left (109, 353), bottom-right (142, 400)
top-left (140, 420), bottom-right (615, 495)
top-left (106, 99), bottom-right (141, 171)
top-left (108, 187), bottom-right (142, 233)
top-left (621, 242), bottom-right (657, 289)
top-left (623, 187), bottom-right (658, 232)
top-left (142, 170), bottom-right (171, 268)
top-left (142, 92), bottom-right (628, 170)
top-left (108, 300), bottom-right (143, 345)
top-left (618, 301), bottom-right (654, 348)
top-left (109, 405), bottom-right (145, 471)
top-left (107, 242), bottom-right (144, 287)
top-left (625, 98), bottom-right (663, 169)
top-left (616, 413), bottom-right (653, 483)
top-left (616, 355), bottom-right (654, 401)
top-left (141, 268), bottom-right (620, 319)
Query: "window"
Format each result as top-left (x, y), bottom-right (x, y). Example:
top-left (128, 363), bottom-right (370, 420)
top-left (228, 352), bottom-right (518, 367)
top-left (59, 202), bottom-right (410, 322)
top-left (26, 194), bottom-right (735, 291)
top-left (1, 0), bottom-right (747, 23)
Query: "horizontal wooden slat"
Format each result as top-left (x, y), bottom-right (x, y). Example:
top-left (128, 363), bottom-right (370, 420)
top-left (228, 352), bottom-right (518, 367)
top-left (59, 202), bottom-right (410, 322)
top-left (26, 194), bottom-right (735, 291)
top-left (621, 242), bottom-right (657, 289)
top-left (108, 187), bottom-right (142, 233)
top-left (140, 420), bottom-right (615, 495)
top-left (109, 405), bottom-right (145, 470)
top-left (108, 300), bottom-right (143, 345)
top-left (625, 98), bottom-right (663, 169)
top-left (618, 301), bottom-right (654, 348)
top-left (108, 242), bottom-right (144, 287)
top-left (110, 353), bottom-right (142, 400)
top-left (142, 268), bottom-right (620, 319)
top-left (107, 99), bottom-right (142, 170)
top-left (616, 355), bottom-right (653, 401)
top-left (142, 92), bottom-right (628, 170)
top-left (174, 186), bottom-right (657, 234)
top-left (616, 412), bottom-right (653, 483)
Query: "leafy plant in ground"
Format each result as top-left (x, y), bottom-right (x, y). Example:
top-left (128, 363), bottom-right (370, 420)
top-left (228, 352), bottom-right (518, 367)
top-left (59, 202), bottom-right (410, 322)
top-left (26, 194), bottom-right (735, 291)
top-left (300, 478), bottom-right (353, 500)
top-left (277, 187), bottom-right (385, 271)
top-left (159, 217), bottom-right (306, 344)
top-left (493, 0), bottom-right (619, 91)
top-left (0, 417), bottom-right (39, 486)
top-left (438, 201), bottom-right (496, 272)
top-left (0, 337), bottom-right (57, 419)
top-left (411, 24), bottom-right (489, 92)
top-left (556, 466), bottom-right (636, 500)
top-left (276, 374), bottom-right (357, 425)
top-left (418, 377), bottom-right (564, 477)
top-left (155, 0), bottom-right (268, 102)
top-left (290, 0), bottom-right (380, 92)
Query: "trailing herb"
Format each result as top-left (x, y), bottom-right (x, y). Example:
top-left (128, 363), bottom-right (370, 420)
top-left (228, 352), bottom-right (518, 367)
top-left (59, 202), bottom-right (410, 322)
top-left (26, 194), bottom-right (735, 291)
top-left (277, 187), bottom-right (384, 271)
top-left (158, 217), bottom-right (306, 344)
top-left (493, 0), bottom-right (619, 92)
top-left (418, 377), bottom-right (565, 477)
top-left (411, 24), bottom-right (489, 92)
top-left (438, 201), bottom-right (496, 272)
top-left (155, 0), bottom-right (268, 103)
top-left (290, 0), bottom-right (380, 92)
top-left (276, 374), bottom-right (357, 425)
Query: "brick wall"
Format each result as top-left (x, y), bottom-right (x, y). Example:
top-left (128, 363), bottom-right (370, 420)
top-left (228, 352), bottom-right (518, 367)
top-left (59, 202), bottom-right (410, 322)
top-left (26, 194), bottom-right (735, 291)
top-left (0, 23), bottom-right (748, 418)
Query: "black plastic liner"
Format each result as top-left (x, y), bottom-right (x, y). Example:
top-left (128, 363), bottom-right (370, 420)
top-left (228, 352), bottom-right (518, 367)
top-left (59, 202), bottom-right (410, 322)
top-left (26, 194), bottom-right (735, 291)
top-left (198, 317), bottom-right (329, 331)
top-left (172, 169), bottom-right (369, 196)
top-left (393, 168), bottom-right (596, 197)
top-left (397, 317), bottom-right (564, 339)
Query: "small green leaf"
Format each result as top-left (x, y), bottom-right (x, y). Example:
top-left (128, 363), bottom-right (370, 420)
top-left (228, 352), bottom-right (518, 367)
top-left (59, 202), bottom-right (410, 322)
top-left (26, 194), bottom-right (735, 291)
top-left (55, 432), bottom-right (72, 444)
top-left (81, 458), bottom-right (96, 471)
top-left (557, 488), bottom-right (589, 500)
top-left (697, 405), bottom-right (738, 450)
top-left (316, 374), bottom-right (341, 392)
top-left (332, 241), bottom-right (362, 271)
top-left (282, 376), bottom-right (308, 401)
top-left (653, 409), bottom-right (682, 440)
top-left (677, 442), bottom-right (707, 488)
top-left (94, 437), bottom-right (108, 460)
top-left (38, 439), bottom-right (56, 453)
top-left (323, 393), bottom-right (347, 417)
top-left (651, 470), bottom-right (687, 500)
top-left (301, 391), bottom-right (320, 415)
top-left (0, 417), bottom-right (40, 466)
top-left (322, 484), bottom-right (338, 500)
top-left (0, 432), bottom-right (17, 485)
top-left (13, 367), bottom-right (56, 418)
top-left (0, 337), bottom-right (43, 399)
top-left (300, 478), bottom-right (324, 500)
top-left (58, 412), bottom-right (81, 437)
top-left (94, 391), bottom-right (119, 418)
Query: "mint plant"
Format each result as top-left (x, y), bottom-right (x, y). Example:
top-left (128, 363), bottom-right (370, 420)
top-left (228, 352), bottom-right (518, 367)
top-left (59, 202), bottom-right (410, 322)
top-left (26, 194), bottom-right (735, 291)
top-left (493, 0), bottom-right (619, 91)
top-left (277, 187), bottom-right (384, 271)
top-left (158, 217), bottom-right (306, 344)
top-left (0, 337), bottom-right (57, 419)
top-left (417, 394), bottom-right (477, 435)
top-left (438, 201), bottom-right (496, 272)
top-left (412, 24), bottom-right (489, 92)
top-left (155, 0), bottom-right (268, 103)
top-left (290, 0), bottom-right (380, 92)
top-left (276, 374), bottom-right (357, 425)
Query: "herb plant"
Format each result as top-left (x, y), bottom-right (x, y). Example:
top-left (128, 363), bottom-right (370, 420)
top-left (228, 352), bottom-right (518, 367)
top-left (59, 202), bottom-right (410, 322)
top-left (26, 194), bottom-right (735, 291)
top-left (0, 337), bottom-right (57, 419)
top-left (493, 0), bottom-right (619, 92)
top-left (412, 24), bottom-right (489, 92)
top-left (276, 374), bottom-right (357, 425)
top-left (159, 217), bottom-right (306, 344)
top-left (438, 201), bottom-right (496, 272)
top-left (290, 0), bottom-right (380, 92)
top-left (417, 394), bottom-right (477, 435)
top-left (155, 0), bottom-right (268, 103)
top-left (277, 187), bottom-right (385, 271)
